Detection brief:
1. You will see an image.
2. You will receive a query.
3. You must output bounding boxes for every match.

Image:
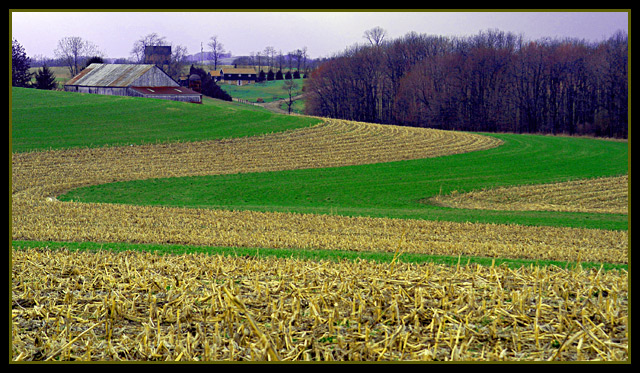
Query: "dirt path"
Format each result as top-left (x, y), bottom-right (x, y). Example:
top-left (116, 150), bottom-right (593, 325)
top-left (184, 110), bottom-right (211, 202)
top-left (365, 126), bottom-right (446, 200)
top-left (255, 94), bottom-right (305, 115)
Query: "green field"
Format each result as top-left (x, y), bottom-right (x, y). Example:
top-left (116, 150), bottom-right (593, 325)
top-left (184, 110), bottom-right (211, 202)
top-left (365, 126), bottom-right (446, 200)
top-left (59, 132), bottom-right (628, 230)
top-left (12, 87), bottom-right (629, 261)
top-left (10, 87), bottom-right (629, 363)
top-left (10, 87), bottom-right (319, 152)
top-left (219, 78), bottom-right (305, 103)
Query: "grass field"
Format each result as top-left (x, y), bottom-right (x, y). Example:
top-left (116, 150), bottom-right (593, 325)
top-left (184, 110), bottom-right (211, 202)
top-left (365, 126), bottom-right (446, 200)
top-left (59, 131), bottom-right (628, 230)
top-left (218, 79), bottom-right (305, 103)
top-left (10, 87), bottom-right (319, 152)
top-left (10, 87), bottom-right (629, 361)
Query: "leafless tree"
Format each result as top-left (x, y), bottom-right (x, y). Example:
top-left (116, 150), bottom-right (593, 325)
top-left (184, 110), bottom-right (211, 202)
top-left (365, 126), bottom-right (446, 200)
top-left (54, 36), bottom-right (102, 77)
top-left (264, 46), bottom-right (276, 70)
top-left (208, 35), bottom-right (226, 70)
top-left (364, 26), bottom-right (387, 46)
top-left (282, 78), bottom-right (299, 114)
top-left (166, 44), bottom-right (189, 81)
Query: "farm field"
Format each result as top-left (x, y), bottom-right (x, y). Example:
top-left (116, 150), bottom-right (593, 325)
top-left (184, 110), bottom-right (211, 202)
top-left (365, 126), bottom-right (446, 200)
top-left (11, 88), bottom-right (629, 361)
top-left (11, 87), bottom-right (319, 152)
top-left (219, 79), bottom-right (305, 103)
top-left (58, 131), bottom-right (628, 230)
top-left (431, 175), bottom-right (628, 215)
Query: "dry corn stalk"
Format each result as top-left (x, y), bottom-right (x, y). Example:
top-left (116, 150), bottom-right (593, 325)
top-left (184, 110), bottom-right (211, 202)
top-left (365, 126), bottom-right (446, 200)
top-left (11, 247), bottom-right (628, 361)
top-left (11, 201), bottom-right (628, 264)
top-left (432, 175), bottom-right (628, 215)
top-left (10, 119), bottom-right (626, 264)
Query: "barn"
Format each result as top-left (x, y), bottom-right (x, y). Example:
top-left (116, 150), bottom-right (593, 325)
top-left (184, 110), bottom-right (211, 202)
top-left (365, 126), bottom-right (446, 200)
top-left (64, 63), bottom-right (202, 104)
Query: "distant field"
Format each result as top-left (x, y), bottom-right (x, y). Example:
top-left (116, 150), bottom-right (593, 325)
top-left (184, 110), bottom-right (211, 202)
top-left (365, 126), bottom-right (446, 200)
top-left (219, 79), bottom-right (305, 103)
top-left (28, 66), bottom-right (72, 86)
top-left (432, 175), bottom-right (628, 215)
top-left (10, 87), bottom-right (319, 152)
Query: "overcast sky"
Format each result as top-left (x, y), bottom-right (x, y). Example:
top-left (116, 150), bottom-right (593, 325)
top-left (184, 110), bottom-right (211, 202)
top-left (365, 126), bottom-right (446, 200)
top-left (11, 10), bottom-right (629, 60)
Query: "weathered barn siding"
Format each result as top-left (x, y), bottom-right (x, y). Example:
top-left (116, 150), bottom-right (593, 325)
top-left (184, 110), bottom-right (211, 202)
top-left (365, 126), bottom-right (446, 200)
top-left (64, 64), bottom-right (201, 103)
top-left (66, 86), bottom-right (129, 96)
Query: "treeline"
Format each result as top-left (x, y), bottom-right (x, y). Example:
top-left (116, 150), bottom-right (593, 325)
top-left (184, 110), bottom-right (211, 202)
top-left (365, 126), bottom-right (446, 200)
top-left (305, 29), bottom-right (628, 138)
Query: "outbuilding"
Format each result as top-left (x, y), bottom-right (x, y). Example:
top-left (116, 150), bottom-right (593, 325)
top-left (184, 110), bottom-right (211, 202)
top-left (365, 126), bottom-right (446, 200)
top-left (213, 67), bottom-right (258, 86)
top-left (64, 63), bottom-right (202, 103)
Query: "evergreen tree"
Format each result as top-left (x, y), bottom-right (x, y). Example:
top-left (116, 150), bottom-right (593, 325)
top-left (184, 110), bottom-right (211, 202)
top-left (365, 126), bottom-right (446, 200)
top-left (189, 65), bottom-right (232, 101)
top-left (84, 56), bottom-right (104, 69)
top-left (34, 64), bottom-right (58, 90)
top-left (12, 38), bottom-right (32, 87)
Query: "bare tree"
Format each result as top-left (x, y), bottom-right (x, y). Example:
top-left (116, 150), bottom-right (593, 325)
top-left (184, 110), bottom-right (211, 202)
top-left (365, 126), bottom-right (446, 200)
top-left (277, 50), bottom-right (285, 72)
top-left (364, 26), bottom-right (387, 46)
top-left (166, 44), bottom-right (189, 80)
top-left (300, 46), bottom-right (309, 74)
top-left (254, 51), bottom-right (264, 73)
top-left (208, 35), bottom-right (226, 70)
top-left (54, 36), bottom-right (102, 77)
top-left (282, 78), bottom-right (299, 114)
top-left (264, 46), bottom-right (276, 70)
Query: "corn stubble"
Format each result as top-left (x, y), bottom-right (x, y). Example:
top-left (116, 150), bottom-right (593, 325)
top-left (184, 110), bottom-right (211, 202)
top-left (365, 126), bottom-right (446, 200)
top-left (11, 119), bottom-right (626, 264)
top-left (432, 175), bottom-right (628, 215)
top-left (12, 248), bottom-right (628, 361)
top-left (11, 119), bottom-right (629, 361)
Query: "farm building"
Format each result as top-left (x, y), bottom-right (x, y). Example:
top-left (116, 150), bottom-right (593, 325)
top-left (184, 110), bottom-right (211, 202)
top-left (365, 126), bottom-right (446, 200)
top-left (212, 67), bottom-right (258, 86)
top-left (64, 63), bottom-right (202, 104)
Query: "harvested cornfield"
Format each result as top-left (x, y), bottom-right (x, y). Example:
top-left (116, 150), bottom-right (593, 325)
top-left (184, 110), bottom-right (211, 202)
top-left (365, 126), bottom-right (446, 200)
top-left (11, 201), bottom-right (628, 264)
top-left (11, 119), bottom-right (502, 201)
top-left (10, 117), bottom-right (629, 362)
top-left (431, 175), bottom-right (628, 215)
top-left (11, 118), bottom-right (628, 265)
top-left (11, 248), bottom-right (628, 361)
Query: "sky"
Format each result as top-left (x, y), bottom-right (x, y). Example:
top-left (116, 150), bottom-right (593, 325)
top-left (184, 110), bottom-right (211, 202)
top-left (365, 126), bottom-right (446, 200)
top-left (10, 10), bottom-right (629, 60)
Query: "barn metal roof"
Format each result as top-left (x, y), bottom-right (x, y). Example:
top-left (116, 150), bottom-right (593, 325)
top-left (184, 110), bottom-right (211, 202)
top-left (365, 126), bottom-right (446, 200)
top-left (65, 63), bottom-right (156, 87)
top-left (129, 86), bottom-right (201, 96)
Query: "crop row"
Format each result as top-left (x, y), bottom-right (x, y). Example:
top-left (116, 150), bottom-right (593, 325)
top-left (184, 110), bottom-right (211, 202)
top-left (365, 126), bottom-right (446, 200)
top-left (11, 119), bottom-right (626, 265)
top-left (11, 119), bottom-right (502, 201)
top-left (12, 200), bottom-right (628, 264)
top-left (432, 175), bottom-right (628, 215)
top-left (11, 247), bottom-right (628, 361)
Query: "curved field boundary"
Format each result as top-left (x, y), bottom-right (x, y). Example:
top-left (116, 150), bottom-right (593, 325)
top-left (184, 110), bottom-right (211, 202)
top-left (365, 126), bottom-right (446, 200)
top-left (11, 119), bottom-right (501, 201)
top-left (12, 202), bottom-right (627, 264)
top-left (431, 175), bottom-right (628, 215)
top-left (10, 119), bottom-right (628, 264)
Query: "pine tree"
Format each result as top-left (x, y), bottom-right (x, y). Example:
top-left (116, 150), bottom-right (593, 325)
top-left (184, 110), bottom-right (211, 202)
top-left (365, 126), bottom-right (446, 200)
top-left (12, 38), bottom-right (32, 87)
top-left (34, 64), bottom-right (58, 90)
top-left (189, 65), bottom-right (232, 101)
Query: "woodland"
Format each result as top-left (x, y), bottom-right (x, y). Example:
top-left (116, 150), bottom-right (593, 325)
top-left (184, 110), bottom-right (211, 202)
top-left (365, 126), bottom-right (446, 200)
top-left (304, 29), bottom-right (628, 138)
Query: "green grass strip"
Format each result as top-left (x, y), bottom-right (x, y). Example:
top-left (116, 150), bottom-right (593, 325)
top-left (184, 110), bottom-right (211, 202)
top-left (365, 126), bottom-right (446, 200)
top-left (60, 132), bottom-right (629, 230)
top-left (11, 240), bottom-right (628, 272)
